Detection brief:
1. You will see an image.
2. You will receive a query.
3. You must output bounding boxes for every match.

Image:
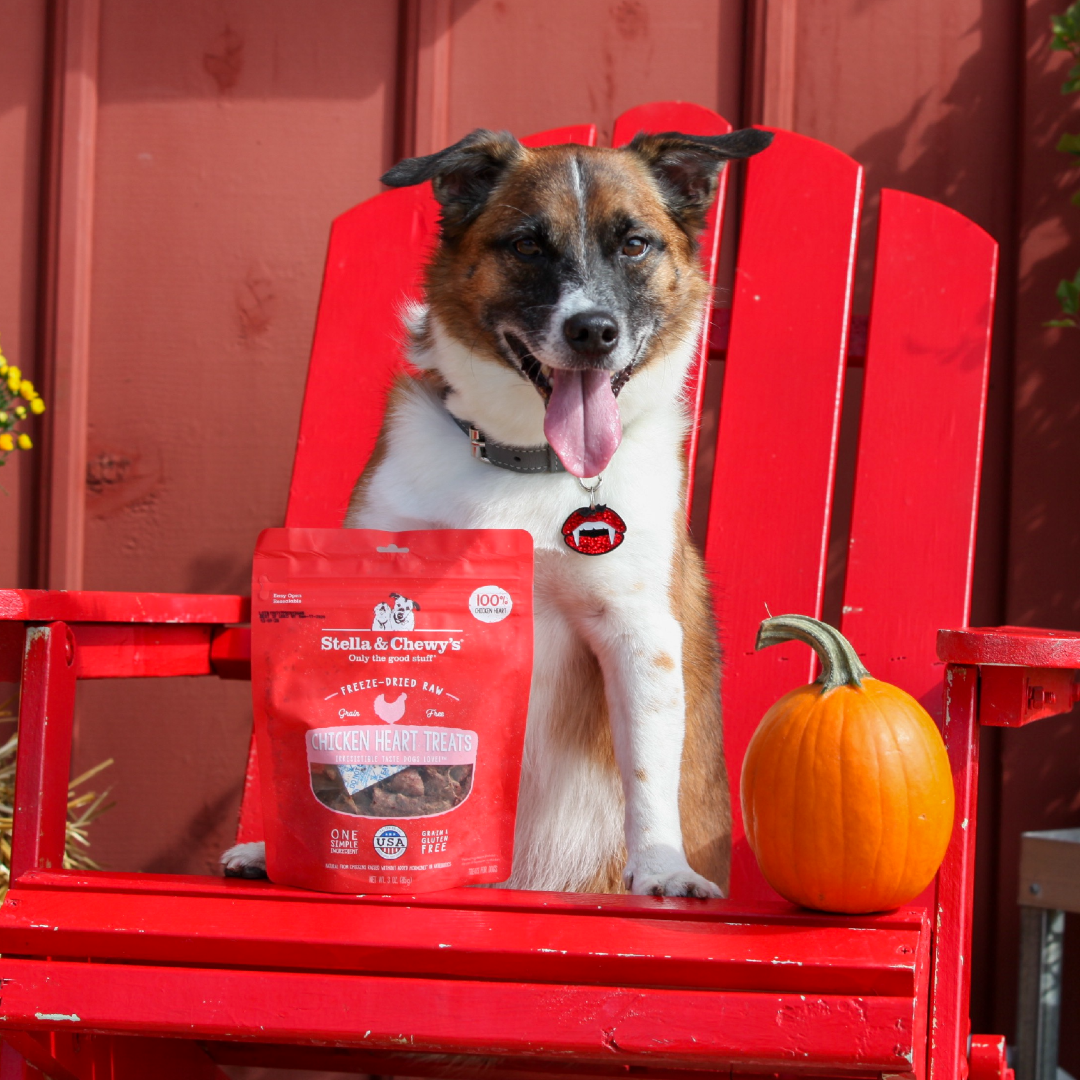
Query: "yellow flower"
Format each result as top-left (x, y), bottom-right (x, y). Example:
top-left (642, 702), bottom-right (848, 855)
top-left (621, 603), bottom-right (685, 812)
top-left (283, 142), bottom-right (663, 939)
top-left (0, 363), bottom-right (7, 377)
top-left (30, 397), bottom-right (45, 414)
top-left (0, 411), bottom-right (6, 423)
top-left (14, 406), bottom-right (25, 420)
top-left (0, 434), bottom-right (12, 452)
top-left (6, 375), bottom-right (18, 394)
top-left (6, 365), bottom-right (20, 383)
top-left (19, 380), bottom-right (35, 400)
top-left (16, 434), bottom-right (31, 450)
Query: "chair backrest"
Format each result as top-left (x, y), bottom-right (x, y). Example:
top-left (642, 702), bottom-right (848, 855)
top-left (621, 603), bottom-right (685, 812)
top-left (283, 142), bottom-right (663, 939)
top-left (276, 102), bottom-right (997, 903)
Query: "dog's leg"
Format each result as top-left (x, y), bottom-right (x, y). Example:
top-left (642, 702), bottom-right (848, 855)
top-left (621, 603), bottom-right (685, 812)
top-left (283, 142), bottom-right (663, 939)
top-left (221, 840), bottom-right (267, 878)
top-left (579, 603), bottom-right (723, 899)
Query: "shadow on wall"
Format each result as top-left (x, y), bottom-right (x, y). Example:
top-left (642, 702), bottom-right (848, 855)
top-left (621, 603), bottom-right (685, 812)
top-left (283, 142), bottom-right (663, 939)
top-left (1009, 0), bottom-right (1080, 630)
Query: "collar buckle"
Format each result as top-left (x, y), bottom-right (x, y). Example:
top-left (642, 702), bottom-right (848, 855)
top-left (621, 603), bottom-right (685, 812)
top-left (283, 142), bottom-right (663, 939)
top-left (467, 426), bottom-right (489, 462)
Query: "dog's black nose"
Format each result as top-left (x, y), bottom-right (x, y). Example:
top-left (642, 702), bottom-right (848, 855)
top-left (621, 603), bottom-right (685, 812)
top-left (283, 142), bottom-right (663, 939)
top-left (563, 310), bottom-right (619, 355)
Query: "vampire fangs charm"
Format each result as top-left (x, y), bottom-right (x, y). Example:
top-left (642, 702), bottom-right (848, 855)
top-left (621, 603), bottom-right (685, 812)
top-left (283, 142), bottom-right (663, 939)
top-left (562, 477), bottom-right (626, 555)
top-left (562, 504), bottom-right (628, 555)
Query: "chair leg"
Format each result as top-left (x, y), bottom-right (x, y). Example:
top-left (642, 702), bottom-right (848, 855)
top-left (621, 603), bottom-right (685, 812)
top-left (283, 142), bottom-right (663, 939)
top-left (1016, 905), bottom-right (1065, 1080)
top-left (928, 663), bottom-right (981, 1080)
top-left (104, 1035), bottom-right (231, 1079)
top-left (0, 1032), bottom-right (81, 1080)
top-left (0, 1043), bottom-right (44, 1080)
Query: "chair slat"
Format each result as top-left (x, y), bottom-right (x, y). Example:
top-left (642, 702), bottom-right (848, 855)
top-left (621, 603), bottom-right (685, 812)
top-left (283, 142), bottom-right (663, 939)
top-left (612, 102), bottom-right (733, 508)
top-left (703, 130), bottom-right (863, 901)
top-left (284, 126), bottom-right (597, 529)
top-left (0, 957), bottom-right (920, 1073)
top-left (0, 877), bottom-right (925, 996)
top-left (839, 190), bottom-right (997, 721)
top-left (284, 184), bottom-right (438, 528)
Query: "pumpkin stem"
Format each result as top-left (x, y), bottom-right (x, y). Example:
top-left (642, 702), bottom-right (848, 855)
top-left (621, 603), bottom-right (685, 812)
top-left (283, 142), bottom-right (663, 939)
top-left (756, 614), bottom-right (871, 692)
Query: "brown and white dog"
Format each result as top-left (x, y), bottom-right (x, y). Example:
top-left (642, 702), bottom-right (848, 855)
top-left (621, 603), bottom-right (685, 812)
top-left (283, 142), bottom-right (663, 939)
top-left (223, 126), bottom-right (771, 895)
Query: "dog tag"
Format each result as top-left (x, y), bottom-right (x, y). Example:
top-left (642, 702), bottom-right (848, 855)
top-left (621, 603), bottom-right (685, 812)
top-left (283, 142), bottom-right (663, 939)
top-left (561, 505), bottom-right (627, 556)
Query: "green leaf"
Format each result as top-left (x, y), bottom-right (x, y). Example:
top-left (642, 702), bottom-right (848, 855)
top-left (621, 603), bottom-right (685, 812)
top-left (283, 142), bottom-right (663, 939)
top-left (1045, 318), bottom-right (1078, 328)
top-left (1058, 132), bottom-right (1080, 154)
top-left (1071, 189), bottom-right (1080, 205)
top-left (1057, 275), bottom-right (1080, 314)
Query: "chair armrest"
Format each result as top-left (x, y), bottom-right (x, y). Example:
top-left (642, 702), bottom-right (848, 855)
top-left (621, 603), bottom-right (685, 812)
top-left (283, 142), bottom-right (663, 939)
top-left (937, 626), bottom-right (1080, 727)
top-left (0, 591), bottom-right (251, 681)
top-left (0, 589), bottom-right (249, 624)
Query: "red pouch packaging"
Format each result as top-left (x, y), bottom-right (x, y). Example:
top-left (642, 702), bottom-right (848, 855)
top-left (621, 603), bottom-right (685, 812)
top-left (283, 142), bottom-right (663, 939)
top-left (251, 528), bottom-right (533, 893)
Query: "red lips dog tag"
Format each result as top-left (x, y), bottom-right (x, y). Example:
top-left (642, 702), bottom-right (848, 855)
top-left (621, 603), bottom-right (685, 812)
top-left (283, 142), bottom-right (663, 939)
top-left (561, 505), bottom-right (627, 556)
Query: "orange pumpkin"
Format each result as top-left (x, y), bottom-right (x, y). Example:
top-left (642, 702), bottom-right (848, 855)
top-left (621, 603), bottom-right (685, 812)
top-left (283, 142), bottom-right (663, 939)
top-left (741, 614), bottom-right (955, 914)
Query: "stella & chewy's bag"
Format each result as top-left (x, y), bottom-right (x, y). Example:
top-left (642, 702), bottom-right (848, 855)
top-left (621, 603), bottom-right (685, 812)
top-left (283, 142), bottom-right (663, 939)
top-left (252, 528), bottom-right (533, 893)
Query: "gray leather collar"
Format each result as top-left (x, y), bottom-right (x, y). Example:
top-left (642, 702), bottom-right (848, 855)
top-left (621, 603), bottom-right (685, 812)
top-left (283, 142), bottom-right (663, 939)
top-left (452, 416), bottom-right (565, 474)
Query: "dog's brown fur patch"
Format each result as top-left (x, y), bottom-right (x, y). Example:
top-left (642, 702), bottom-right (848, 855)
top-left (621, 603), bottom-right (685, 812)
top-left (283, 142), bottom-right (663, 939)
top-left (671, 527), bottom-right (730, 892)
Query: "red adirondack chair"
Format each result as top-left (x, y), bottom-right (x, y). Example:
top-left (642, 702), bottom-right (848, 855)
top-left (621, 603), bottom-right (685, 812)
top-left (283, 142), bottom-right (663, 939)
top-left (0, 101), bottom-right (1071, 1080)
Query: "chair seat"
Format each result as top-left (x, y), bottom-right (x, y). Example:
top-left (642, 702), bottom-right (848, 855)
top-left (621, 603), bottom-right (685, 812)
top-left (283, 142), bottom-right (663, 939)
top-left (0, 870), bottom-right (929, 1075)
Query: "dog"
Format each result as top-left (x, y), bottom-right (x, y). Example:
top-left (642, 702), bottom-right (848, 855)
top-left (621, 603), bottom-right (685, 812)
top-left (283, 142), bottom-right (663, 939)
top-left (389, 592), bottom-right (420, 631)
top-left (223, 125), bottom-right (771, 894)
top-left (371, 601), bottom-right (393, 632)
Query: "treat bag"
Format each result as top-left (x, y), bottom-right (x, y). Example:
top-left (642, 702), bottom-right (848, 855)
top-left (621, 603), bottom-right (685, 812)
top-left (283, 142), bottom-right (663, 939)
top-left (251, 528), bottom-right (534, 893)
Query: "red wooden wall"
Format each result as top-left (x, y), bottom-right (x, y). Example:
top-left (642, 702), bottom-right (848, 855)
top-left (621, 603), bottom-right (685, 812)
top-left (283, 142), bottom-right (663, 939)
top-left (0, 0), bottom-right (1078, 1071)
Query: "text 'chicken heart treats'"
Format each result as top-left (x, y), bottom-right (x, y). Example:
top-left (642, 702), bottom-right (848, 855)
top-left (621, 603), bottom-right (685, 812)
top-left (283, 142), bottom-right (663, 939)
top-left (252, 528), bottom-right (533, 893)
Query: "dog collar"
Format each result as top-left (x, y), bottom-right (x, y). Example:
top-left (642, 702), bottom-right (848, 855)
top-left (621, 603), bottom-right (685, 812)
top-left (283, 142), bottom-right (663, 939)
top-left (452, 416), bottom-right (566, 474)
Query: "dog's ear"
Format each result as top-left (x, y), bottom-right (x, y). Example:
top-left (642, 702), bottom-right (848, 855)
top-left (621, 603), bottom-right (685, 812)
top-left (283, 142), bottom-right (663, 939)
top-left (411, 600), bottom-right (421, 611)
top-left (629, 129), bottom-right (774, 233)
top-left (389, 593), bottom-right (400, 600)
top-left (381, 129), bottom-right (524, 236)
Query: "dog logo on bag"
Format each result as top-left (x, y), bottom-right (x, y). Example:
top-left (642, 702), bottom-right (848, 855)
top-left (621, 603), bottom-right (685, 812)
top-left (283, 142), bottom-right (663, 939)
top-left (371, 602), bottom-right (392, 632)
top-left (372, 593), bottom-right (421, 632)
top-left (373, 824), bottom-right (408, 859)
top-left (390, 593), bottom-right (420, 631)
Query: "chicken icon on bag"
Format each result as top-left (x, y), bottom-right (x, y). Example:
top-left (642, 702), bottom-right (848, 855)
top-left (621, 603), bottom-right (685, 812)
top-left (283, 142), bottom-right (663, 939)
top-left (374, 693), bottom-right (406, 724)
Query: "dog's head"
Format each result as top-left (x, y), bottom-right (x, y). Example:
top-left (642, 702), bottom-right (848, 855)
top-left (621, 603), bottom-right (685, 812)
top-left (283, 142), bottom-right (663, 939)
top-left (389, 594), bottom-right (419, 623)
top-left (373, 602), bottom-right (392, 622)
top-left (382, 127), bottom-right (772, 476)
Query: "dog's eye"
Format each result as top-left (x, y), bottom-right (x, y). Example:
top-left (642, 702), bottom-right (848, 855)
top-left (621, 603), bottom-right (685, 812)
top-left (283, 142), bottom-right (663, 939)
top-left (621, 237), bottom-right (650, 258)
top-left (513, 238), bottom-right (541, 257)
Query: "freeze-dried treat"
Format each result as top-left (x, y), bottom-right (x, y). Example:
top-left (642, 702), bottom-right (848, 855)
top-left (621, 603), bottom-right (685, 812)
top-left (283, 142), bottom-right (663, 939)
top-left (252, 528), bottom-right (532, 894)
top-left (309, 763), bottom-right (473, 818)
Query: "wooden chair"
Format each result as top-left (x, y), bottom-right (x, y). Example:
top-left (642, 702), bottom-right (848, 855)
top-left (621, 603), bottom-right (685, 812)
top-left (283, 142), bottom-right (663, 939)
top-left (0, 100), bottom-right (1068, 1080)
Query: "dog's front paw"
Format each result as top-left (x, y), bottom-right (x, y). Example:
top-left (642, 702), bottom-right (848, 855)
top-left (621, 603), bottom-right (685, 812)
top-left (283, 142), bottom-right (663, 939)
top-left (633, 868), bottom-right (724, 898)
top-left (625, 847), bottom-right (725, 898)
top-left (220, 841), bottom-right (268, 879)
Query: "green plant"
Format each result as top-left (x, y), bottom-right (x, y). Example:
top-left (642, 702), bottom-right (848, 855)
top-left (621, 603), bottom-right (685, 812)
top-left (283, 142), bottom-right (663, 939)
top-left (0, 341), bottom-right (45, 466)
top-left (1049, 2), bottom-right (1080, 327)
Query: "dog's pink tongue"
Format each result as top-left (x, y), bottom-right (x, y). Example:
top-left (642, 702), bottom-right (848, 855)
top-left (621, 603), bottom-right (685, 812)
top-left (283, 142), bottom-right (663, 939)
top-left (544, 368), bottom-right (622, 478)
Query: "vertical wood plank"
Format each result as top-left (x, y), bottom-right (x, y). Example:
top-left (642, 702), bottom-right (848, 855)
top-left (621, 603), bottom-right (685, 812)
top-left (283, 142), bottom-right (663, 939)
top-left (612, 103), bottom-right (734, 513)
top-left (703, 129), bottom-right (862, 900)
top-left (413, 0), bottom-right (454, 156)
top-left (744, 0), bottom-right (799, 128)
top-left (11, 623), bottom-right (76, 880)
top-left (839, 190), bottom-right (997, 722)
top-left (38, 0), bottom-right (101, 589)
